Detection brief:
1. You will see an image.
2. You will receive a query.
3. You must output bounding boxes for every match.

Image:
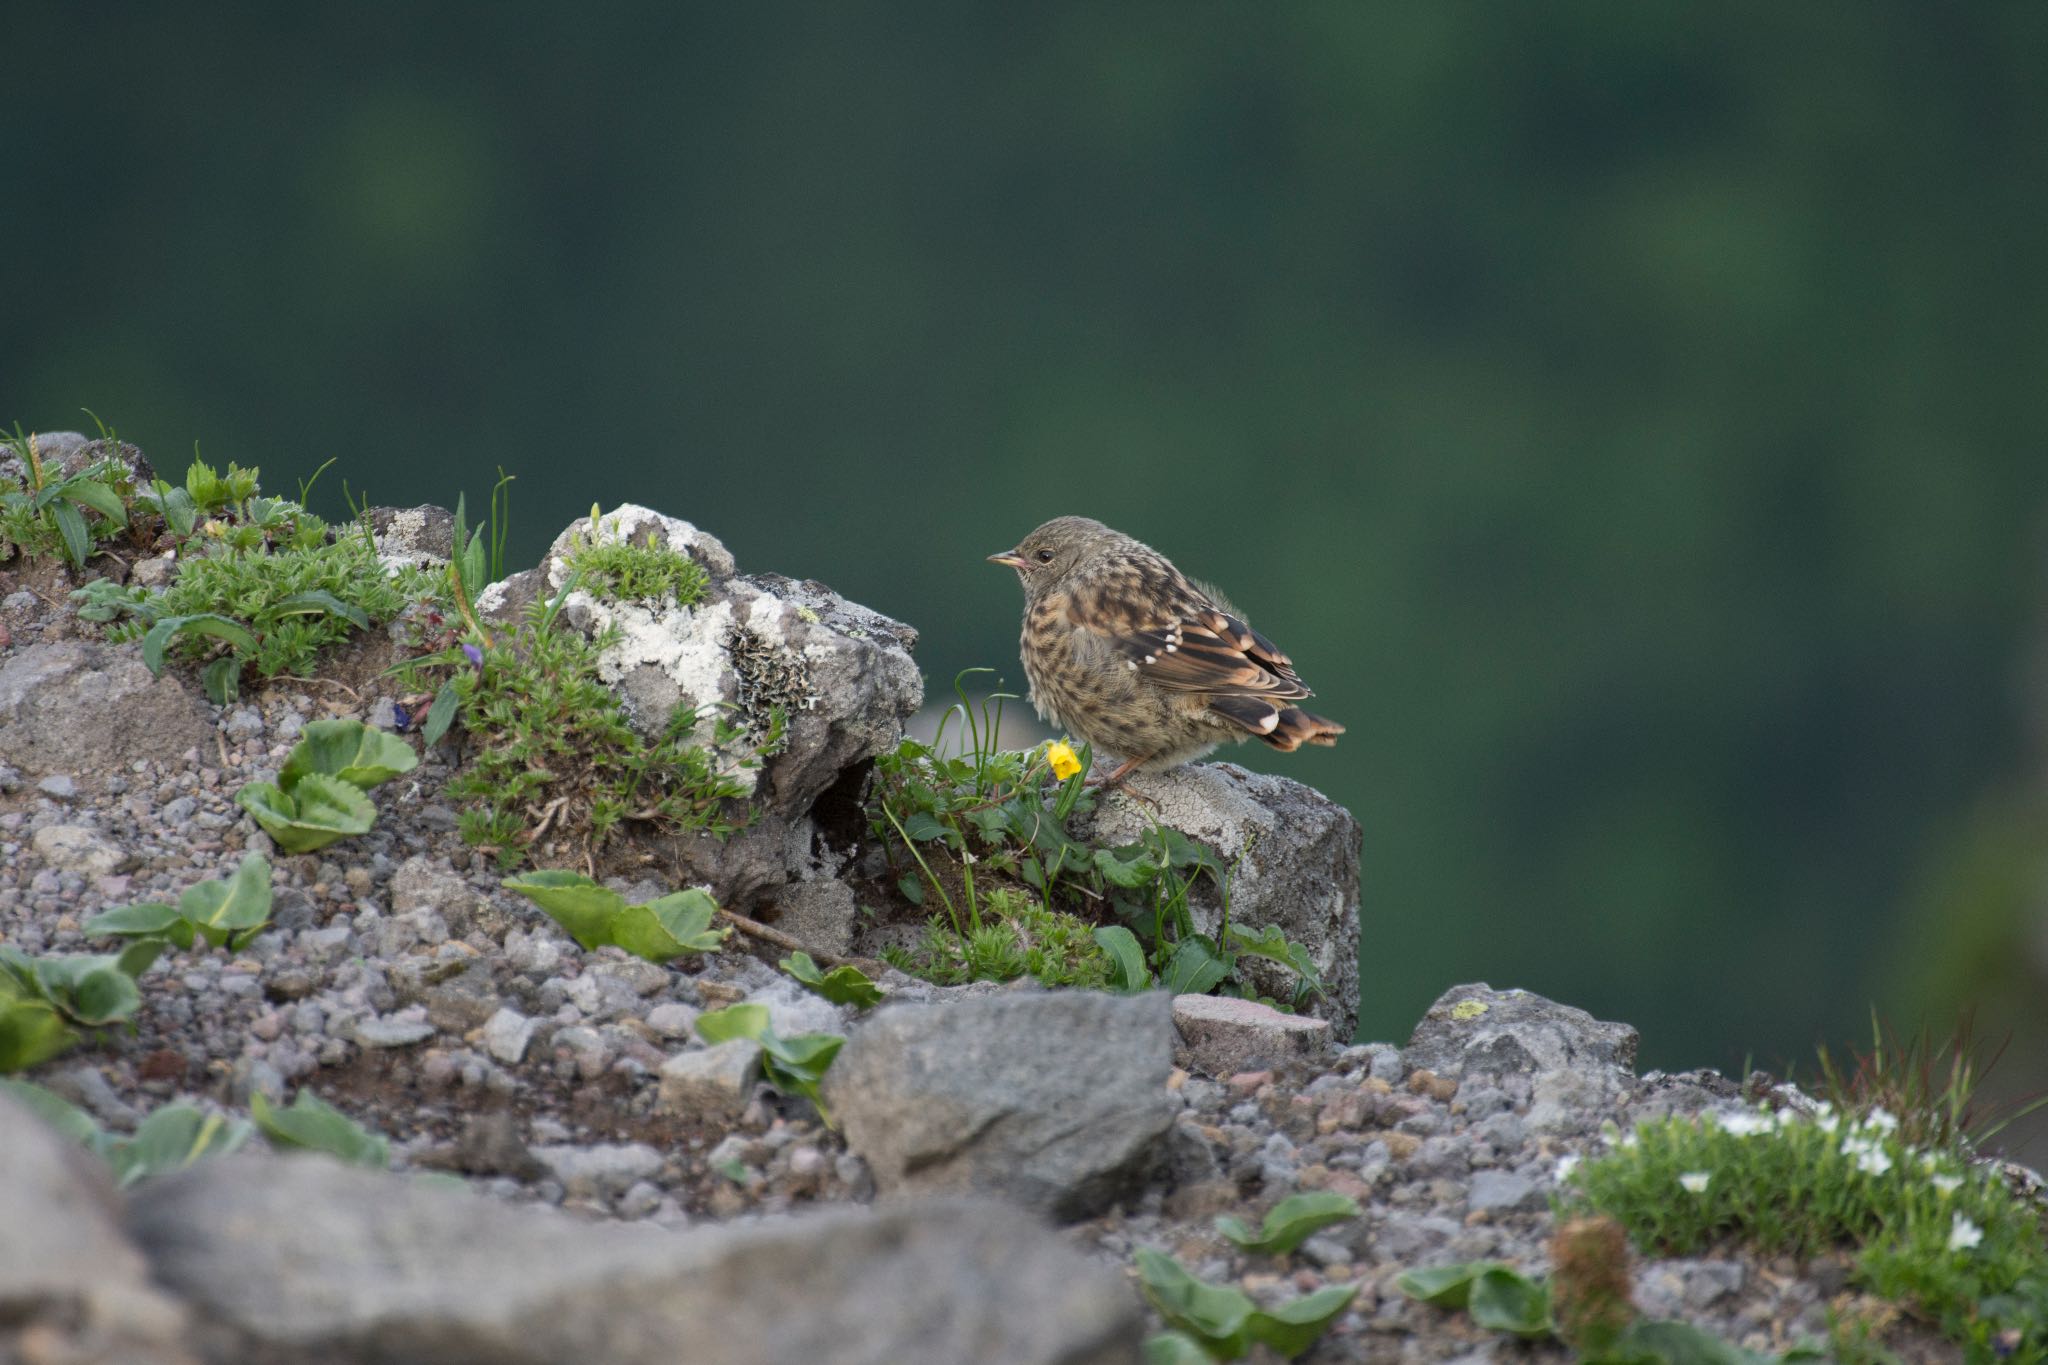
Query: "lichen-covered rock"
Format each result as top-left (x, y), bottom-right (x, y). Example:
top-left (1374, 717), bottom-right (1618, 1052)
top-left (366, 503), bottom-right (456, 570)
top-left (477, 505), bottom-right (922, 909)
top-left (826, 990), bottom-right (1177, 1220)
top-left (0, 641), bottom-right (217, 775)
top-left (1086, 762), bottom-right (1362, 1038)
top-left (1405, 983), bottom-right (1640, 1137)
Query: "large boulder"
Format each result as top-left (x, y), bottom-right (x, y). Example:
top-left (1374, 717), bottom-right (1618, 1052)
top-left (0, 1095), bottom-right (194, 1364)
top-left (1086, 763), bottom-right (1362, 1038)
top-left (127, 1154), bottom-right (1138, 1365)
top-left (826, 990), bottom-right (1178, 1220)
top-left (0, 641), bottom-right (217, 776)
top-left (476, 505), bottom-right (921, 909)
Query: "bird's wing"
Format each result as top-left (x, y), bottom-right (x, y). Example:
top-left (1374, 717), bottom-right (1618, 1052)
top-left (1070, 556), bottom-right (1312, 700)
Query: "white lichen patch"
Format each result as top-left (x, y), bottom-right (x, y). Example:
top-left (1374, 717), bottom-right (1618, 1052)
top-left (373, 506), bottom-right (450, 574)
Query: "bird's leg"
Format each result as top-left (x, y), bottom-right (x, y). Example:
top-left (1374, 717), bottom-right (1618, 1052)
top-left (1087, 754), bottom-right (1147, 790)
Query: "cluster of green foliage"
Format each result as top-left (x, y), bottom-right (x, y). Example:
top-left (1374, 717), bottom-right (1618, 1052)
top-left (779, 951), bottom-right (884, 1008)
top-left (400, 573), bottom-right (776, 868)
top-left (1140, 1192), bottom-right (1362, 1362)
top-left (2, 855), bottom-right (280, 1073)
top-left (0, 418), bottom-right (137, 568)
top-left (559, 511), bottom-right (709, 603)
top-left (502, 870), bottom-right (728, 961)
top-left (1553, 1103), bottom-right (2048, 1360)
top-left (2, 1077), bottom-right (386, 1185)
top-left (66, 452), bottom-right (431, 702)
top-left (869, 673), bottom-right (1325, 1005)
top-left (234, 719), bottom-right (418, 853)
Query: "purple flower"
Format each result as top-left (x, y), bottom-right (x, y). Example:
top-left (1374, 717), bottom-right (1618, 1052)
top-left (462, 643), bottom-right (485, 675)
top-left (391, 700), bottom-right (414, 731)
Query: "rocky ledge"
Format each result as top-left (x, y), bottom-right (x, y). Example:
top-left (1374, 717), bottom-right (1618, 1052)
top-left (0, 489), bottom-right (2029, 1363)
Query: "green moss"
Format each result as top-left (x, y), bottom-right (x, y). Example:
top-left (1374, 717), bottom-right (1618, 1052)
top-left (561, 530), bottom-right (708, 604)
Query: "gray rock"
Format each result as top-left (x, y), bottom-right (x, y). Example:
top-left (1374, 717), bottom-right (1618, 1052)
top-left (126, 1154), bottom-right (1139, 1364)
top-left (0, 1095), bottom-right (193, 1362)
top-left (1085, 762), bottom-right (1362, 1037)
top-left (390, 855), bottom-right (503, 938)
top-left (1404, 983), bottom-right (1638, 1080)
top-left (366, 504), bottom-right (456, 569)
top-left (769, 878), bottom-right (859, 957)
top-left (483, 1007), bottom-right (538, 1064)
top-left (657, 1040), bottom-right (762, 1119)
top-left (349, 1010), bottom-right (436, 1049)
top-left (534, 1143), bottom-right (664, 1199)
top-left (37, 772), bottom-right (78, 799)
top-left (1171, 993), bottom-right (1331, 1077)
top-left (1465, 1170), bottom-right (1542, 1213)
top-left (0, 642), bottom-right (216, 775)
top-left (643, 1001), bottom-right (699, 1039)
top-left (479, 506), bottom-right (923, 910)
top-left (827, 991), bottom-right (1177, 1220)
top-left (31, 823), bottom-right (128, 877)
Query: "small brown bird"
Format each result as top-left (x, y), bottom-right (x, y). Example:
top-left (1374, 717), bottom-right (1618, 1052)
top-left (988, 516), bottom-right (1344, 786)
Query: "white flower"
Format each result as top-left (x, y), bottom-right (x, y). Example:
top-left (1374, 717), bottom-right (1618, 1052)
top-left (1719, 1110), bottom-right (1772, 1138)
top-left (1863, 1108), bottom-right (1899, 1133)
top-left (960, 852), bottom-right (978, 866)
top-left (1815, 1111), bottom-right (1839, 1134)
top-left (1854, 1147), bottom-right (1893, 1177)
top-left (1554, 1154), bottom-right (1580, 1183)
top-left (1919, 1152), bottom-right (1941, 1173)
top-left (1948, 1214), bottom-right (1983, 1253)
top-left (1679, 1171), bottom-right (1712, 1194)
top-left (1931, 1173), bottom-right (1963, 1196)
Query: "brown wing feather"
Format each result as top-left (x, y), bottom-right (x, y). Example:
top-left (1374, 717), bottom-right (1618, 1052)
top-left (1070, 553), bottom-right (1314, 700)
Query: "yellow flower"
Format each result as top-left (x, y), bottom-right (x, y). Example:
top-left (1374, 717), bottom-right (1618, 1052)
top-left (1046, 740), bottom-right (1083, 782)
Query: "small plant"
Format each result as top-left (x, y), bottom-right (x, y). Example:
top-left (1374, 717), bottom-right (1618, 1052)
top-left (0, 422), bottom-right (131, 569)
top-left (1558, 1104), bottom-right (2048, 1358)
top-left (695, 1002), bottom-right (843, 1124)
top-left (880, 888), bottom-right (1115, 989)
top-left (1135, 1247), bottom-right (1356, 1361)
top-left (398, 580), bottom-right (771, 869)
top-left (1811, 1010), bottom-right (2048, 1156)
top-left (251, 1089), bottom-right (389, 1167)
top-left (560, 510), bottom-right (709, 603)
top-left (236, 719), bottom-right (418, 853)
top-left (869, 671), bottom-right (1326, 1007)
top-left (501, 870), bottom-right (728, 962)
top-left (1397, 1255), bottom-right (1816, 1362)
top-left (1214, 1191), bottom-right (1360, 1256)
top-left (0, 941), bottom-right (162, 1072)
top-left (84, 851), bottom-right (274, 951)
top-left (779, 951), bottom-right (884, 1008)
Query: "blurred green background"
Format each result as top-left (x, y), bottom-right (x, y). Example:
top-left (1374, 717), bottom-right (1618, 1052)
top-left (7, 7), bottom-right (2046, 1142)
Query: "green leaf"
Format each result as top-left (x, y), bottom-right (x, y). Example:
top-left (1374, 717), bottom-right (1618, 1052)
top-left (277, 717), bottom-right (419, 792)
top-left (1092, 925), bottom-right (1152, 992)
top-left (108, 1104), bottom-right (252, 1187)
top-left (897, 874), bottom-right (925, 906)
top-left (21, 951), bottom-right (148, 1026)
top-left (1161, 937), bottom-right (1231, 995)
top-left (422, 679), bottom-right (461, 745)
top-left (0, 1078), bottom-right (104, 1145)
top-left (251, 1090), bottom-right (390, 1167)
top-left (1214, 1191), bottom-right (1361, 1255)
top-left (695, 1002), bottom-right (772, 1045)
top-left (1143, 1332), bottom-right (1218, 1365)
top-left (176, 851), bottom-right (273, 949)
top-left (200, 655), bottom-right (242, 704)
top-left (1243, 1282), bottom-right (1359, 1357)
top-left (1396, 1261), bottom-right (1500, 1309)
top-left (1224, 924), bottom-right (1326, 997)
top-left (1135, 1248), bottom-right (1255, 1358)
top-left (1093, 846), bottom-right (1158, 888)
top-left (48, 497), bottom-right (90, 567)
top-left (779, 951), bottom-right (884, 1008)
top-left (0, 1000), bottom-right (79, 1072)
top-left (501, 870), bottom-right (622, 951)
top-left (140, 613), bottom-right (259, 675)
top-left (82, 902), bottom-right (186, 941)
top-left (1467, 1266), bottom-right (1551, 1337)
top-left (899, 810), bottom-right (949, 841)
top-left (610, 890), bottom-right (728, 962)
top-left (58, 478), bottom-right (127, 524)
top-left (262, 590), bottom-right (371, 630)
top-left (235, 775), bottom-right (375, 854)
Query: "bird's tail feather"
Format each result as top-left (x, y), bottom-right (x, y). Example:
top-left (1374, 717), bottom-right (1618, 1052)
top-left (1255, 706), bottom-right (1344, 752)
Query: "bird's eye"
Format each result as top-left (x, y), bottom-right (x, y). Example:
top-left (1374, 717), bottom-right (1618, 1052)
top-left (1035, 549), bottom-right (1054, 563)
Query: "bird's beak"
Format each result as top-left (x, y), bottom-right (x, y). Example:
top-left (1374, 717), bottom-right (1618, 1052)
top-left (986, 550), bottom-right (1030, 570)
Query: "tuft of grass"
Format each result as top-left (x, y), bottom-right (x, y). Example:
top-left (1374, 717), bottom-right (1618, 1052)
top-left (399, 583), bottom-right (774, 869)
top-left (1558, 1105), bottom-right (2048, 1357)
top-left (0, 422), bottom-right (134, 569)
top-left (879, 887), bottom-right (1113, 989)
top-left (560, 519), bottom-right (708, 604)
top-left (1812, 1010), bottom-right (2048, 1156)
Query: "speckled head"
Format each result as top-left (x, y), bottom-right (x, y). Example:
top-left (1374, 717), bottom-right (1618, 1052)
top-left (986, 516), bottom-right (1134, 603)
